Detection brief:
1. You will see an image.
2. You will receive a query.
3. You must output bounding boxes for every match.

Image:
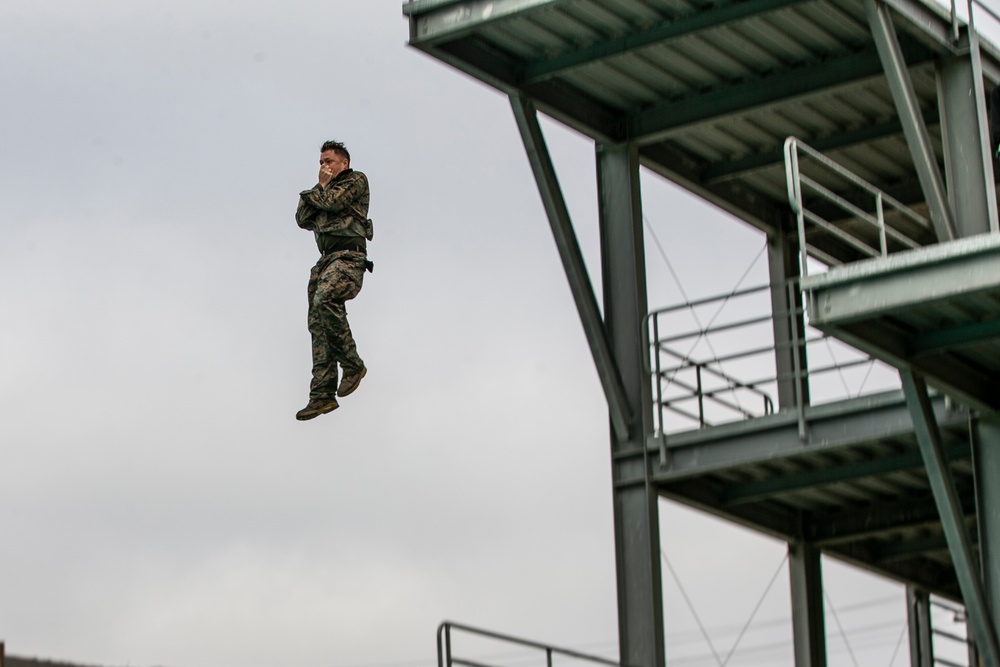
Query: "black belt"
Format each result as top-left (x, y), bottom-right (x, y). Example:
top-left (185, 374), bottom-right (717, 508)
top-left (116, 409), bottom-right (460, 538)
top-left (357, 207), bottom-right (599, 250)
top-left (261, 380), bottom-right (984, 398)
top-left (322, 243), bottom-right (367, 256)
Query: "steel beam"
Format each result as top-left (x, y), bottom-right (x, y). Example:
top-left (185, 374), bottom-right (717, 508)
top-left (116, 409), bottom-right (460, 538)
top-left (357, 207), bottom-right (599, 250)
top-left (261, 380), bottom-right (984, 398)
top-left (405, 0), bottom-right (558, 46)
top-left (723, 442), bottom-right (971, 506)
top-left (639, 141), bottom-right (790, 235)
top-left (653, 390), bottom-right (968, 482)
top-left (510, 94), bottom-right (633, 441)
top-left (864, 0), bottom-right (956, 242)
top-left (974, 416), bottom-right (1000, 659)
top-left (826, 541), bottom-right (961, 598)
top-left (808, 493), bottom-right (976, 545)
top-left (938, 35), bottom-right (999, 237)
top-left (767, 229), bottom-right (809, 415)
top-left (789, 541), bottom-right (827, 667)
top-left (900, 370), bottom-right (1000, 667)
top-left (803, 234), bottom-right (1000, 325)
top-left (910, 317), bottom-right (1000, 356)
top-left (702, 110), bottom-right (940, 183)
top-left (658, 478), bottom-right (798, 539)
top-left (631, 43), bottom-right (934, 144)
top-left (908, 587), bottom-right (934, 667)
top-left (598, 141), bottom-right (665, 667)
top-left (522, 0), bottom-right (810, 84)
top-left (876, 534), bottom-right (954, 562)
top-left (437, 39), bottom-right (623, 141)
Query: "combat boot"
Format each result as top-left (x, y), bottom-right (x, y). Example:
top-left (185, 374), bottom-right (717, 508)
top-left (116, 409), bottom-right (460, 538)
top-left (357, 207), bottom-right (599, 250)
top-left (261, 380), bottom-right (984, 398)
top-left (295, 396), bottom-right (339, 421)
top-left (338, 366), bottom-right (367, 397)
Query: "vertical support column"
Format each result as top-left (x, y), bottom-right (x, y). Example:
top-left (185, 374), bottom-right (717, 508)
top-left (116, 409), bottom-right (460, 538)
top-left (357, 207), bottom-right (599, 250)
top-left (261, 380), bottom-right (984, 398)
top-left (864, 0), bottom-right (957, 242)
top-left (767, 228), bottom-right (809, 415)
top-left (907, 587), bottom-right (934, 667)
top-left (938, 33), bottom-right (999, 237)
top-left (974, 416), bottom-right (1000, 663)
top-left (789, 540), bottom-right (827, 667)
top-left (901, 370), bottom-right (1000, 667)
top-left (597, 141), bottom-right (665, 667)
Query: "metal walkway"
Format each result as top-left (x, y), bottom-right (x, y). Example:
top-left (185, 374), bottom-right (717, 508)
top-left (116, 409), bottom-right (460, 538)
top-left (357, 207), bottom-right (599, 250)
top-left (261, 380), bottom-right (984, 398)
top-left (404, 0), bottom-right (1000, 666)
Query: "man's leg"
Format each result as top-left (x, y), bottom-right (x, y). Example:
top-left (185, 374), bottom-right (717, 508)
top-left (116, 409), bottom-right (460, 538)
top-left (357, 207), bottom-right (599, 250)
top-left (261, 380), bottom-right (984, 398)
top-left (307, 259), bottom-right (341, 400)
top-left (314, 251), bottom-right (366, 395)
top-left (297, 260), bottom-right (341, 421)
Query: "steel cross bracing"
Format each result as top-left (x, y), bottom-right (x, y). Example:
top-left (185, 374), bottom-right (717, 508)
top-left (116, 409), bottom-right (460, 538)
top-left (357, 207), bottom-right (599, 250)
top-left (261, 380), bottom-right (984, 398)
top-left (404, 0), bottom-right (1000, 666)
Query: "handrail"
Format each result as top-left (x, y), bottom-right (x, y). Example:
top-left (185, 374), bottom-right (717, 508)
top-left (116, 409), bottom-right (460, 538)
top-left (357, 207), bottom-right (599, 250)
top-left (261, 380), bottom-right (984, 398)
top-left (784, 136), bottom-right (927, 277)
top-left (437, 622), bottom-right (625, 667)
top-left (962, 0), bottom-right (1000, 40)
top-left (646, 278), bottom-right (896, 438)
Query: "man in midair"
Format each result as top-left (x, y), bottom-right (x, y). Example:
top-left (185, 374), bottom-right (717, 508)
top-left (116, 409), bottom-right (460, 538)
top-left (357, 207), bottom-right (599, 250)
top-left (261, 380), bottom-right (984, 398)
top-left (294, 140), bottom-right (372, 421)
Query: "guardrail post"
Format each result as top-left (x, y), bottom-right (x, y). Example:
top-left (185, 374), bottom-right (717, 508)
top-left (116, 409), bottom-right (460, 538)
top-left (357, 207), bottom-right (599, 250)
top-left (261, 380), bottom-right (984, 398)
top-left (437, 623), bottom-right (452, 667)
top-left (907, 587), bottom-right (934, 667)
top-left (876, 193), bottom-right (888, 256)
top-left (783, 139), bottom-right (810, 277)
top-left (695, 364), bottom-right (705, 427)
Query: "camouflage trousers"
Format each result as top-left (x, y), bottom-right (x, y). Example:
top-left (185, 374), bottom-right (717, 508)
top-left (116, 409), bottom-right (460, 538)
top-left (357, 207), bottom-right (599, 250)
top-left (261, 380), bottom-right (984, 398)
top-left (307, 250), bottom-right (366, 400)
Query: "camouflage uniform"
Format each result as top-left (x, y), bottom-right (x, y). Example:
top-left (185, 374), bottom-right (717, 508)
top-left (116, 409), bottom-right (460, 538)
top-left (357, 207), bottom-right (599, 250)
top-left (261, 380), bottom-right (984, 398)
top-left (296, 168), bottom-right (370, 401)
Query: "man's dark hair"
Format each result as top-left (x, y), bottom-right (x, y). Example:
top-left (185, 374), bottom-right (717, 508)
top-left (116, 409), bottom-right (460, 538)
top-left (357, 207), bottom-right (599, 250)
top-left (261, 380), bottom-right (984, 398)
top-left (321, 140), bottom-right (351, 165)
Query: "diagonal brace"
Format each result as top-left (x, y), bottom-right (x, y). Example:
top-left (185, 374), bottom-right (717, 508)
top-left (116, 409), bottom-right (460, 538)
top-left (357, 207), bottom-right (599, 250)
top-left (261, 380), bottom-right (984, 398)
top-left (510, 93), bottom-right (634, 441)
top-left (864, 0), bottom-right (956, 242)
top-left (900, 370), bottom-right (1000, 667)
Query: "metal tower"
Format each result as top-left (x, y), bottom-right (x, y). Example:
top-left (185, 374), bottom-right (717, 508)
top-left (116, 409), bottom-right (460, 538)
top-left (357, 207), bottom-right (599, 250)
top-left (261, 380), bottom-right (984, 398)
top-left (403, 0), bottom-right (1000, 665)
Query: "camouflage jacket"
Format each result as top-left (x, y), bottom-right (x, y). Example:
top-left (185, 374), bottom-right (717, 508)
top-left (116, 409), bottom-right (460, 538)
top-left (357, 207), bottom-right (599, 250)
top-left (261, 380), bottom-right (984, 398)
top-left (296, 168), bottom-right (370, 240)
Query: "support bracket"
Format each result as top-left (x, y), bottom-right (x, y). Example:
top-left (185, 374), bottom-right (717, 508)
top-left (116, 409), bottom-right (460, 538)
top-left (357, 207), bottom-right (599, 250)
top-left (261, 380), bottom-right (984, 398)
top-left (864, 0), bottom-right (957, 242)
top-left (510, 93), bottom-right (634, 441)
top-left (900, 370), bottom-right (1000, 667)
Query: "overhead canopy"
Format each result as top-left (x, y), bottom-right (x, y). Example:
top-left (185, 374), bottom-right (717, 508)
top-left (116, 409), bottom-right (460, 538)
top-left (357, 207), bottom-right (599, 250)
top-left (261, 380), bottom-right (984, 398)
top-left (404, 0), bottom-right (1000, 239)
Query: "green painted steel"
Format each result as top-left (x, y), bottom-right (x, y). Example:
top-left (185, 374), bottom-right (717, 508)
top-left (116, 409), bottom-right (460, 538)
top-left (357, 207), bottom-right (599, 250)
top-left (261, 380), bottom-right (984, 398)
top-left (509, 93), bottom-right (633, 442)
top-left (864, 0), bottom-right (956, 241)
top-left (790, 542), bottom-right (827, 667)
top-left (522, 0), bottom-right (812, 84)
top-left (723, 442), bottom-right (971, 505)
top-left (631, 42), bottom-right (934, 143)
top-left (598, 141), bottom-right (665, 667)
top-left (901, 370), bottom-right (1000, 667)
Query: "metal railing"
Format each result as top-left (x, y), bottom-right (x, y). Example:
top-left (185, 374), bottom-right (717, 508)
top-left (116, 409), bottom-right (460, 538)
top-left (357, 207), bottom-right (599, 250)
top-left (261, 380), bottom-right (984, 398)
top-left (931, 598), bottom-right (976, 667)
top-left (646, 280), bottom-right (898, 436)
top-left (437, 622), bottom-right (623, 667)
top-left (784, 137), bottom-right (928, 277)
top-left (952, 0), bottom-right (1000, 42)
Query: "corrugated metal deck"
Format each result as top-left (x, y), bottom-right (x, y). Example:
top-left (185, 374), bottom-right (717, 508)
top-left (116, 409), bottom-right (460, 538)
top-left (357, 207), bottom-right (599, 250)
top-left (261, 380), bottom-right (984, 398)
top-left (404, 0), bottom-right (999, 243)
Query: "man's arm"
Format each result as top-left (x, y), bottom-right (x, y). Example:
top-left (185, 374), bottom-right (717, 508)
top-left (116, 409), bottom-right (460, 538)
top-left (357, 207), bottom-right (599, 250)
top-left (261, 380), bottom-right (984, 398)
top-left (299, 172), bottom-right (367, 214)
top-left (295, 195), bottom-right (319, 230)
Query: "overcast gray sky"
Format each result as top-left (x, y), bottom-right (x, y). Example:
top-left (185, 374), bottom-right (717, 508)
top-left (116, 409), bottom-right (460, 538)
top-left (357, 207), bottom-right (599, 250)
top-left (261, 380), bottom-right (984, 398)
top-left (0, 1), bottom-right (958, 666)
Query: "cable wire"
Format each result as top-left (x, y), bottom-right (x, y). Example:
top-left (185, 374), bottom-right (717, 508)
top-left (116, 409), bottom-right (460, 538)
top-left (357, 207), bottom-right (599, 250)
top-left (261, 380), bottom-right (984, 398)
top-left (644, 213), bottom-right (767, 419)
top-left (825, 588), bottom-right (862, 667)
top-left (719, 553), bottom-right (789, 666)
top-left (886, 620), bottom-right (908, 667)
top-left (661, 548), bottom-right (726, 667)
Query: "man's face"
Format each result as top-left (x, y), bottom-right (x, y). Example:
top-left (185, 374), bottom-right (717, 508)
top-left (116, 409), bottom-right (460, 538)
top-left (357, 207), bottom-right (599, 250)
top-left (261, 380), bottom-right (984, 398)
top-left (319, 150), bottom-right (349, 178)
